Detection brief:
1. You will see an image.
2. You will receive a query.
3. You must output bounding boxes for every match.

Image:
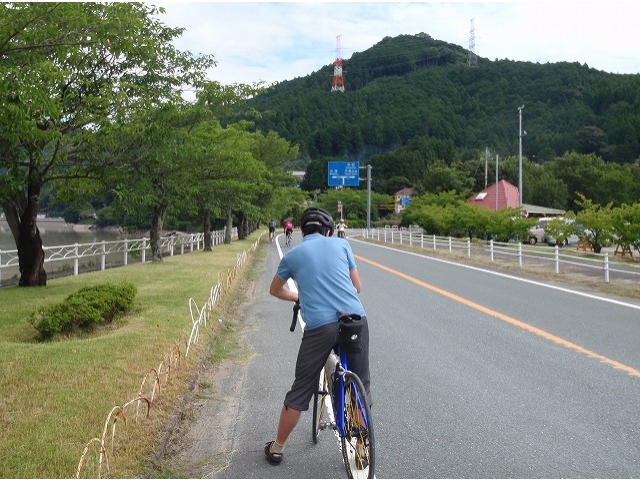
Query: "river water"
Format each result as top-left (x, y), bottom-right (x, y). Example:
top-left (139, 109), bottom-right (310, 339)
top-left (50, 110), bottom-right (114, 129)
top-left (0, 219), bottom-right (129, 286)
top-left (0, 220), bottom-right (121, 250)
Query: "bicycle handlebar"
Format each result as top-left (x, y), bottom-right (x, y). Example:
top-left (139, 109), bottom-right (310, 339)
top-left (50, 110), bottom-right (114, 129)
top-left (290, 300), bottom-right (300, 332)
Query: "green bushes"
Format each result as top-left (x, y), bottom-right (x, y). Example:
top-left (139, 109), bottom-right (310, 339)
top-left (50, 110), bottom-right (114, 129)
top-left (29, 282), bottom-right (137, 340)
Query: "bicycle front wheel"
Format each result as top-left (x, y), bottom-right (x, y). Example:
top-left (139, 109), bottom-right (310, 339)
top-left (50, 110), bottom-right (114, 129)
top-left (340, 371), bottom-right (375, 479)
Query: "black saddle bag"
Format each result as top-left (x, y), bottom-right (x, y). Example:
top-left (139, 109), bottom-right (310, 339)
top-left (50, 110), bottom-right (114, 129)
top-left (338, 313), bottom-right (363, 354)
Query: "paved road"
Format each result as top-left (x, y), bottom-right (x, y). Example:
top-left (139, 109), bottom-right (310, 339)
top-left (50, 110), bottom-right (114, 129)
top-left (194, 232), bottom-right (640, 478)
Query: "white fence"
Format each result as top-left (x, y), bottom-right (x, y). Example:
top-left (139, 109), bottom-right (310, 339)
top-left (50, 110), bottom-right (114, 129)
top-left (362, 227), bottom-right (640, 284)
top-left (0, 228), bottom-right (237, 285)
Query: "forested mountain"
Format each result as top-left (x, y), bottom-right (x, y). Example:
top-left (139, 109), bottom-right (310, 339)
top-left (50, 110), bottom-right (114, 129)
top-left (228, 33), bottom-right (640, 210)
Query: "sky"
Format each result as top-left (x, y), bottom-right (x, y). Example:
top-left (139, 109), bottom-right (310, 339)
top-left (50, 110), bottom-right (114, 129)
top-left (153, 1), bottom-right (640, 90)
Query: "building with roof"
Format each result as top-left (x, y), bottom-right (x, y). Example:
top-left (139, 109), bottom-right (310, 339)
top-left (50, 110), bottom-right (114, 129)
top-left (394, 187), bottom-right (414, 214)
top-left (468, 180), bottom-right (565, 217)
top-left (469, 180), bottom-right (520, 210)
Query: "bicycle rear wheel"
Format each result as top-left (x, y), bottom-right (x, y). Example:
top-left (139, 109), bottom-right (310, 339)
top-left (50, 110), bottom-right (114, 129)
top-left (312, 367), bottom-right (331, 443)
top-left (340, 371), bottom-right (375, 479)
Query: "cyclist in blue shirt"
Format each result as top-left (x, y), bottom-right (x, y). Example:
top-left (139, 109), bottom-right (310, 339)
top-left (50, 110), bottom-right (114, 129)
top-left (265, 207), bottom-right (371, 466)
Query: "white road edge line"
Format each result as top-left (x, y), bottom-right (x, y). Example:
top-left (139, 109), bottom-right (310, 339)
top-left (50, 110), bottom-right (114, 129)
top-left (350, 237), bottom-right (640, 311)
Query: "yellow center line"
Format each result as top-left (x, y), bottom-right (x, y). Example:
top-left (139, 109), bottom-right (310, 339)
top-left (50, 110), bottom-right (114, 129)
top-left (355, 254), bottom-right (640, 378)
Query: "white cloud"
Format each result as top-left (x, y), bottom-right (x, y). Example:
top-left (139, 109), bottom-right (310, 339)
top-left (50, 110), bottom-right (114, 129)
top-left (154, 1), bottom-right (640, 87)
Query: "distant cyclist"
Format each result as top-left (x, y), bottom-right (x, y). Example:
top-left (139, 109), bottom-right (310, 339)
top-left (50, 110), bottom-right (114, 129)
top-left (283, 219), bottom-right (294, 245)
top-left (268, 219), bottom-right (276, 242)
top-left (264, 207), bottom-right (371, 466)
top-left (337, 220), bottom-right (347, 239)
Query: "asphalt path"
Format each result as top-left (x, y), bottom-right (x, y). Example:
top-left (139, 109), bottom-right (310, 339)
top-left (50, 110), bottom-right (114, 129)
top-left (208, 232), bottom-right (640, 479)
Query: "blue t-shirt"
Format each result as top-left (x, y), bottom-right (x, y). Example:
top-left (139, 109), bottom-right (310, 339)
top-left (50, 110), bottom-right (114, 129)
top-left (276, 233), bottom-right (366, 330)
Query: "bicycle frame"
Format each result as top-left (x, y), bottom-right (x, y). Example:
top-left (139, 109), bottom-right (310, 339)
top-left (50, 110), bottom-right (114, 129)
top-left (330, 350), bottom-right (370, 437)
top-left (292, 303), bottom-right (374, 478)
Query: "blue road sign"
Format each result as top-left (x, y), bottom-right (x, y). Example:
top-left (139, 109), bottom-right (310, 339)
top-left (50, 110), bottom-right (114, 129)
top-left (328, 161), bottom-right (360, 187)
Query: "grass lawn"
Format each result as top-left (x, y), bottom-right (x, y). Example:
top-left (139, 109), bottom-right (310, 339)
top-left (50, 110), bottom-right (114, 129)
top-left (0, 231), bottom-right (265, 478)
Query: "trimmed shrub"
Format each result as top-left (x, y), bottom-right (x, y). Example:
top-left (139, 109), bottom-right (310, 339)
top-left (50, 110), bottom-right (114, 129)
top-left (29, 282), bottom-right (137, 340)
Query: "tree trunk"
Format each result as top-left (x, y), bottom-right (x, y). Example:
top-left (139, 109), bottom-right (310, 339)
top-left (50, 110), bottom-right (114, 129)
top-left (2, 193), bottom-right (47, 287)
top-left (224, 208), bottom-right (233, 244)
top-left (150, 204), bottom-right (167, 261)
top-left (236, 211), bottom-right (247, 240)
top-left (203, 209), bottom-right (212, 251)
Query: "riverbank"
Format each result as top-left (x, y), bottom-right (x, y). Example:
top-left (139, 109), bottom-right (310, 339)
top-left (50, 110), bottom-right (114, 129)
top-left (0, 217), bottom-right (75, 230)
top-left (0, 217), bottom-right (131, 235)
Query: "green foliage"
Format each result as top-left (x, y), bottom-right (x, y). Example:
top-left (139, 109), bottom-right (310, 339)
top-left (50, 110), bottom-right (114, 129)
top-left (4, 15), bottom-right (639, 267)
top-left (268, 187), bottom-right (310, 225)
top-left (29, 282), bottom-right (137, 340)
top-left (317, 188), bottom-right (392, 225)
top-left (573, 193), bottom-right (617, 253)
top-left (228, 34), bottom-right (640, 213)
top-left (543, 216), bottom-right (575, 245)
top-left (241, 36), bottom-right (640, 168)
top-left (402, 190), bottom-right (640, 255)
top-left (403, 192), bottom-right (538, 241)
top-left (0, 2), bottom-right (217, 284)
top-left (612, 203), bottom-right (640, 252)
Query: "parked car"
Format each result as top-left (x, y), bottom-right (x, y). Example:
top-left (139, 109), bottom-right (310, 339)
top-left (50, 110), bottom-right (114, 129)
top-left (528, 225), bottom-right (545, 245)
top-left (544, 231), bottom-right (580, 246)
top-left (527, 217), bottom-right (580, 246)
top-left (542, 217), bottom-right (580, 246)
top-left (527, 217), bottom-right (555, 245)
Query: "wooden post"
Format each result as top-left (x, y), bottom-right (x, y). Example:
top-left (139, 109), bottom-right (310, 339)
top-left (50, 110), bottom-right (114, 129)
top-left (614, 243), bottom-right (633, 257)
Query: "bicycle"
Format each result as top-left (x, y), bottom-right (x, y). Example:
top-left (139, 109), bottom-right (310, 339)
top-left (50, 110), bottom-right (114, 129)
top-left (285, 230), bottom-right (292, 247)
top-left (290, 303), bottom-right (375, 479)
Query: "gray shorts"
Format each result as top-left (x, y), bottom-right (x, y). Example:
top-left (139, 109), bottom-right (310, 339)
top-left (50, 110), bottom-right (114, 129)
top-left (284, 316), bottom-right (370, 411)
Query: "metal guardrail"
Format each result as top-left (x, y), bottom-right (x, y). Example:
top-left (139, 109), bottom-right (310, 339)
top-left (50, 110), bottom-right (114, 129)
top-left (361, 228), bottom-right (640, 284)
top-left (0, 228), bottom-right (237, 285)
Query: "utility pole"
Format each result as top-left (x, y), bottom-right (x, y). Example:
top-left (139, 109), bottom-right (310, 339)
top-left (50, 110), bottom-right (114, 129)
top-left (359, 163), bottom-right (372, 230)
top-left (366, 165), bottom-right (372, 230)
top-left (495, 154), bottom-right (499, 211)
top-left (518, 105), bottom-right (525, 208)
top-left (484, 146), bottom-right (490, 188)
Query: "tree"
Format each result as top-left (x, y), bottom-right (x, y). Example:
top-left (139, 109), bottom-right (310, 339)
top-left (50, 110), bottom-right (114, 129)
top-left (0, 3), bottom-right (214, 285)
top-left (525, 168), bottom-right (569, 210)
top-left (242, 129), bottom-right (299, 237)
top-left (71, 102), bottom-right (220, 261)
top-left (268, 187), bottom-right (310, 225)
top-left (543, 217), bottom-right (575, 246)
top-left (299, 159), bottom-right (327, 192)
top-left (401, 191), bottom-right (535, 241)
top-left (573, 193), bottom-right (616, 254)
top-left (549, 152), bottom-right (608, 211)
top-left (611, 203), bottom-right (640, 253)
top-left (317, 188), bottom-right (392, 227)
top-left (420, 160), bottom-right (475, 195)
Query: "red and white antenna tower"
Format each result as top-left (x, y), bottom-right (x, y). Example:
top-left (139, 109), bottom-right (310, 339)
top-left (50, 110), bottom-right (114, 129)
top-left (468, 18), bottom-right (478, 67)
top-left (331, 34), bottom-right (345, 92)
